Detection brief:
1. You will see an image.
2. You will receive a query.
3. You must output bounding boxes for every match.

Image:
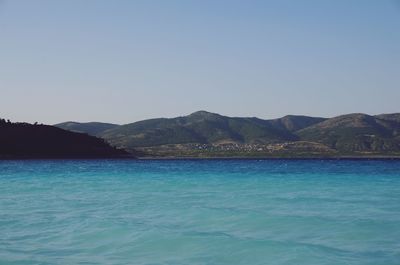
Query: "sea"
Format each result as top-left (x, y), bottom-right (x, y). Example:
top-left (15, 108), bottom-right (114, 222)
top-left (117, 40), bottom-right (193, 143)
top-left (0, 159), bottom-right (399, 265)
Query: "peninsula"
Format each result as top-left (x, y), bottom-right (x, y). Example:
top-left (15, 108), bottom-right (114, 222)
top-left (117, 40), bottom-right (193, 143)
top-left (0, 119), bottom-right (129, 159)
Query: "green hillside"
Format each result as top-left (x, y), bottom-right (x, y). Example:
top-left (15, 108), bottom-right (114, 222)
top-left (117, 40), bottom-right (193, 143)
top-left (99, 111), bottom-right (324, 151)
top-left (56, 111), bottom-right (400, 157)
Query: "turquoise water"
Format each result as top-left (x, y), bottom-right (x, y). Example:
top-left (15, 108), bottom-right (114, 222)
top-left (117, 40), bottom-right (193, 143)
top-left (1, 160), bottom-right (400, 265)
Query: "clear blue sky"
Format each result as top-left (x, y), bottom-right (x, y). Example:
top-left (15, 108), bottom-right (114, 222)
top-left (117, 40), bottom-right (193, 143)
top-left (1, 0), bottom-right (399, 124)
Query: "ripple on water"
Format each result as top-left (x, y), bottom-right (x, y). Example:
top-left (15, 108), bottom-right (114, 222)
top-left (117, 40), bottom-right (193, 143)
top-left (0, 159), bottom-right (400, 265)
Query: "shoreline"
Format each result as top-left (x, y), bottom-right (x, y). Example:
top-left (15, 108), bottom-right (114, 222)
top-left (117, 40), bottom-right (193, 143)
top-left (137, 155), bottom-right (400, 160)
top-left (0, 155), bottom-right (136, 160)
top-left (1, 154), bottom-right (400, 161)
top-left (3, 156), bottom-right (399, 161)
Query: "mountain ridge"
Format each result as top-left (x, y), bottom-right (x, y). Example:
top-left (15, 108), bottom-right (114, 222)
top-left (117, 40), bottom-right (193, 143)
top-left (54, 111), bottom-right (400, 157)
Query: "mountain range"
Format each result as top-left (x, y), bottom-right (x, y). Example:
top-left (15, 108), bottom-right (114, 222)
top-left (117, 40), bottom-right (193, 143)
top-left (55, 111), bottom-right (400, 157)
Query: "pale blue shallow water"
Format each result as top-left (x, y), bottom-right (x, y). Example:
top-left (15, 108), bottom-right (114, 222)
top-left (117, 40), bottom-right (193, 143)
top-left (0, 159), bottom-right (400, 265)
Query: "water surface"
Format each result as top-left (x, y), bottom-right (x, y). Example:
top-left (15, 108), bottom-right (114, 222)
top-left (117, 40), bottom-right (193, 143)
top-left (1, 159), bottom-right (399, 265)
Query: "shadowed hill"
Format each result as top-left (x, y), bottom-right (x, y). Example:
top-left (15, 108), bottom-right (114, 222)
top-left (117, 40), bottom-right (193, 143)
top-left (268, 115), bottom-right (327, 132)
top-left (54, 121), bottom-right (119, 136)
top-left (296, 113), bottom-right (400, 152)
top-left (0, 119), bottom-right (129, 158)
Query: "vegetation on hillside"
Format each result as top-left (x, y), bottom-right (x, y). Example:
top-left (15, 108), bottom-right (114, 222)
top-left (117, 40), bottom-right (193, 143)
top-left (55, 111), bottom-right (400, 157)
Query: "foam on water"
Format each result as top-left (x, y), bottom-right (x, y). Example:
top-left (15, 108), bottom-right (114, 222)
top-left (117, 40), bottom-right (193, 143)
top-left (1, 159), bottom-right (399, 265)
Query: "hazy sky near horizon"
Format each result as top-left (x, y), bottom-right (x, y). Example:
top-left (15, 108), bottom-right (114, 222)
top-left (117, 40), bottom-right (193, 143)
top-left (1, 0), bottom-right (399, 124)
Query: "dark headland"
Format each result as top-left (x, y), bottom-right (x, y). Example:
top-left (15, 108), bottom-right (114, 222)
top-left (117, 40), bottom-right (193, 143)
top-left (0, 119), bottom-right (132, 159)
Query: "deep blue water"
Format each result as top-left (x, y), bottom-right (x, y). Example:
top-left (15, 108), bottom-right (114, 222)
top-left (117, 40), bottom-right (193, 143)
top-left (0, 159), bottom-right (400, 265)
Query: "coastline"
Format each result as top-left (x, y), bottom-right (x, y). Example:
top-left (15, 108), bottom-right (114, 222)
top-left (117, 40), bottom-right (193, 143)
top-left (136, 155), bottom-right (400, 160)
top-left (0, 154), bottom-right (137, 160)
top-left (1, 154), bottom-right (400, 160)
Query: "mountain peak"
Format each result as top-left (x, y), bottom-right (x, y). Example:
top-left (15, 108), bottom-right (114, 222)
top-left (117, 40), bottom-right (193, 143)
top-left (188, 111), bottom-right (221, 118)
